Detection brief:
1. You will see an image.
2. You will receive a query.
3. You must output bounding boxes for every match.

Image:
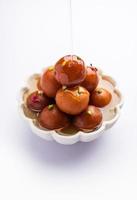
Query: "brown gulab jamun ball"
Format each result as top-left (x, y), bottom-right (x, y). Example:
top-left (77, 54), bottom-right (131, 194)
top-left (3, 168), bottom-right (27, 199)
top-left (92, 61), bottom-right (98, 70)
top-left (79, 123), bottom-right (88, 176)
top-left (56, 86), bottom-right (90, 115)
top-left (38, 104), bottom-right (69, 130)
top-left (55, 55), bottom-right (87, 86)
top-left (73, 105), bottom-right (103, 130)
top-left (81, 67), bottom-right (99, 92)
top-left (26, 91), bottom-right (50, 112)
top-left (90, 88), bottom-right (112, 107)
top-left (40, 66), bottom-right (61, 97)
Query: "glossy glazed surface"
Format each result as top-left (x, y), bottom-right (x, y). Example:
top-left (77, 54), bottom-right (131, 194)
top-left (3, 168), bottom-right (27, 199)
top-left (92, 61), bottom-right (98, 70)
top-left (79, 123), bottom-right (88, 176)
top-left (38, 104), bottom-right (69, 130)
top-left (26, 91), bottom-right (50, 112)
top-left (90, 88), bottom-right (112, 107)
top-left (40, 67), bottom-right (61, 97)
top-left (56, 86), bottom-right (89, 115)
top-left (55, 55), bottom-right (86, 86)
top-left (73, 105), bottom-right (103, 130)
top-left (81, 67), bottom-right (99, 92)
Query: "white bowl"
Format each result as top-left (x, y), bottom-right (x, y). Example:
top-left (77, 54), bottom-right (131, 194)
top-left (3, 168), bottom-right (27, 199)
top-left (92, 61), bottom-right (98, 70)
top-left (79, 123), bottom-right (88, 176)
top-left (19, 69), bottom-right (123, 145)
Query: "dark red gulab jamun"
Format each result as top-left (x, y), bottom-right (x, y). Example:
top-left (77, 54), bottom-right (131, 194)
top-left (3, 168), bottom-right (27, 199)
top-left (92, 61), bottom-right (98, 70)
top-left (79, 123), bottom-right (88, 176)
top-left (26, 91), bottom-right (50, 112)
top-left (90, 88), bottom-right (112, 107)
top-left (56, 86), bottom-right (89, 115)
top-left (73, 105), bottom-right (102, 130)
top-left (81, 67), bottom-right (99, 92)
top-left (40, 66), bottom-right (61, 97)
top-left (55, 55), bottom-right (86, 86)
top-left (38, 104), bottom-right (69, 130)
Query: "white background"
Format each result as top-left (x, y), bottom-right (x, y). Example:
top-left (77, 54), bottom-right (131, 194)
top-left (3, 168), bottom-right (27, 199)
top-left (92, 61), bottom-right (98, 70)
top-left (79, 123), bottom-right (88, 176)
top-left (0, 0), bottom-right (137, 199)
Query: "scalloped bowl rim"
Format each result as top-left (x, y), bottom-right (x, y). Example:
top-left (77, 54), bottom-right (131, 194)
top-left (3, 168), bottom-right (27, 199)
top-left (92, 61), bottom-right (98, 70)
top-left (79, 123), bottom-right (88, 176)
top-left (19, 70), bottom-right (124, 145)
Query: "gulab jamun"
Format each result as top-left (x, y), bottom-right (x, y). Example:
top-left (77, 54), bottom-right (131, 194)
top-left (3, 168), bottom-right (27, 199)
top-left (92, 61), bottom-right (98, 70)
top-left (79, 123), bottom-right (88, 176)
top-left (56, 86), bottom-right (90, 115)
top-left (40, 66), bottom-right (61, 97)
top-left (81, 67), bottom-right (99, 92)
top-left (26, 91), bottom-right (50, 112)
top-left (55, 55), bottom-right (86, 86)
top-left (73, 105), bottom-right (103, 130)
top-left (38, 104), bottom-right (69, 130)
top-left (90, 88), bottom-right (112, 107)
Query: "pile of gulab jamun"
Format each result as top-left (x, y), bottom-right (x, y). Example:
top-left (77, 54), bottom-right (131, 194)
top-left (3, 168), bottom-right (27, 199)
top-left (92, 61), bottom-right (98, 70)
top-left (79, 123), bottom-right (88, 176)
top-left (26, 55), bottom-right (112, 132)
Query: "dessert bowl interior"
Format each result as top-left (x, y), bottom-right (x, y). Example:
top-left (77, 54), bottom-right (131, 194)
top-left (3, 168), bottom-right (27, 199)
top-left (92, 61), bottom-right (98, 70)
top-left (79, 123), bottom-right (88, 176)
top-left (19, 69), bottom-right (123, 145)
